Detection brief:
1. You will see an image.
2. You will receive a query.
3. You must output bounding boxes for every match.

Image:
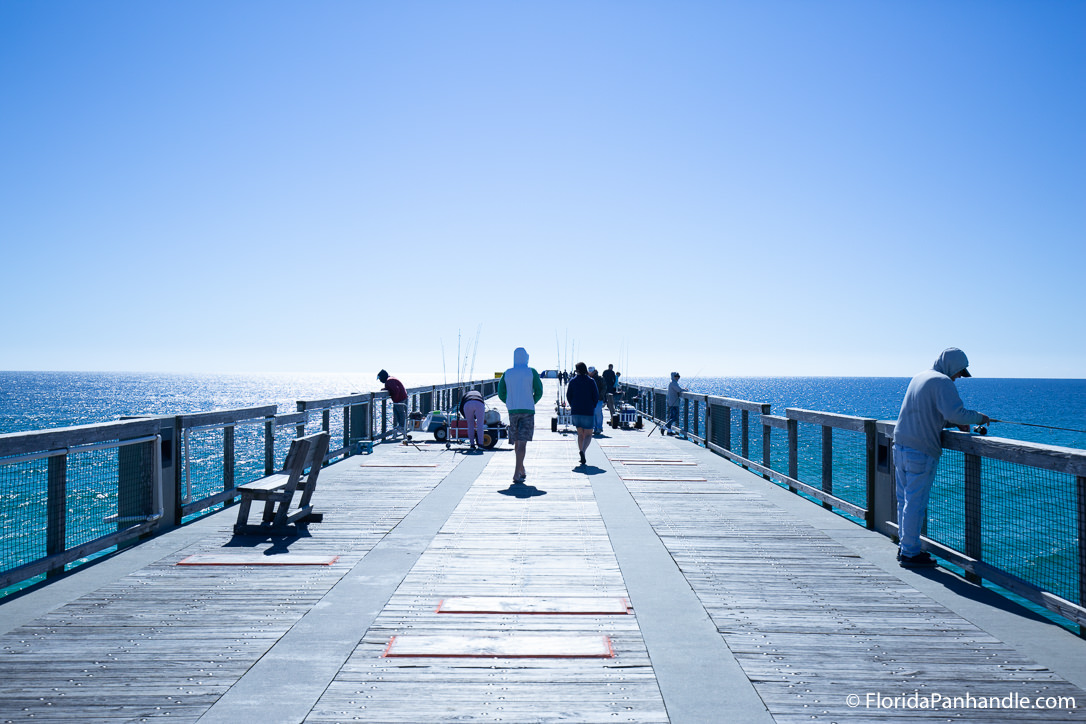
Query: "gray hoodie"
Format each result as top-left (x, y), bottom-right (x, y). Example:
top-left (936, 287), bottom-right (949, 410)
top-left (893, 348), bottom-right (985, 459)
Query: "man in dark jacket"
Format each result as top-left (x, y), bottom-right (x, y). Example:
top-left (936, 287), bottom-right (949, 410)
top-left (566, 362), bottom-right (598, 466)
top-left (602, 364), bottom-right (618, 419)
top-left (377, 369), bottom-right (408, 437)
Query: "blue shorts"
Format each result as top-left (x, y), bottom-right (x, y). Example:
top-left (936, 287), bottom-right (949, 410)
top-left (572, 415), bottom-right (595, 430)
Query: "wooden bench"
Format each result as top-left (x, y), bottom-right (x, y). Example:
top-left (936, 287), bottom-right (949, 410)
top-left (233, 431), bottom-right (330, 535)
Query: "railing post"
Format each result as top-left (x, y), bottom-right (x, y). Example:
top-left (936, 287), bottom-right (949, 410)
top-left (787, 417), bottom-right (798, 494)
top-left (682, 398), bottom-right (689, 435)
top-left (264, 416), bottom-right (275, 475)
top-left (821, 425), bottom-right (833, 510)
top-left (46, 454), bottom-right (67, 578)
top-left (964, 452), bottom-right (983, 584)
top-left (741, 409), bottom-right (750, 461)
top-left (223, 425), bottom-right (235, 495)
top-left (705, 399), bottom-right (712, 445)
top-left (342, 404), bottom-right (350, 455)
top-left (295, 402), bottom-right (306, 439)
top-left (322, 409), bottom-right (330, 433)
top-left (864, 419), bottom-right (877, 530)
top-left (1078, 475), bottom-right (1086, 638)
top-left (760, 404), bottom-right (772, 481)
top-left (722, 406), bottom-right (732, 451)
top-left (762, 416), bottom-right (772, 481)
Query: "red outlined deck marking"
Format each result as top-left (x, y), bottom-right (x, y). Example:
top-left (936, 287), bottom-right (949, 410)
top-left (382, 635), bottom-right (615, 658)
top-left (613, 461), bottom-right (697, 466)
top-left (436, 596), bottom-right (630, 615)
top-left (178, 554), bottom-right (339, 566)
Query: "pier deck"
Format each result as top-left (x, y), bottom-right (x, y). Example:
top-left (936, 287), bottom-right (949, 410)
top-left (1, 381), bottom-right (1084, 723)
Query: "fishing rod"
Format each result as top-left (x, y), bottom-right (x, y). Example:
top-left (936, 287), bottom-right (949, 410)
top-left (974, 419), bottom-right (1086, 436)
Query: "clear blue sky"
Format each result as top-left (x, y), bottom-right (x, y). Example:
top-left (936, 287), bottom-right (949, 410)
top-left (2, 1), bottom-right (1083, 379)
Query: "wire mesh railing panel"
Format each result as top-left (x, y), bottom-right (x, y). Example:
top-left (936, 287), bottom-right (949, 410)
top-left (982, 459), bottom-right (1078, 605)
top-left (0, 459), bottom-right (47, 576)
top-left (182, 428), bottom-right (226, 506)
top-left (273, 426), bottom-right (299, 471)
top-left (927, 450), bottom-right (966, 553)
top-left (232, 423), bottom-right (269, 487)
top-left (793, 422), bottom-right (821, 488)
top-left (65, 446), bottom-right (124, 550)
top-left (766, 425), bottom-right (789, 477)
top-left (829, 427), bottom-right (869, 512)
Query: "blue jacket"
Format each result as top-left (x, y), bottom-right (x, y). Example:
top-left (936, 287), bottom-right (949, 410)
top-left (894, 348), bottom-right (985, 459)
top-left (566, 374), bottom-right (599, 416)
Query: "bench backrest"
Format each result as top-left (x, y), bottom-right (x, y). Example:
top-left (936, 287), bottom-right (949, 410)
top-left (282, 432), bottom-right (329, 476)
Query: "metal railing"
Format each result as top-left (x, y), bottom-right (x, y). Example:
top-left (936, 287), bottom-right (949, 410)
top-left (622, 382), bottom-right (1086, 632)
top-left (0, 419), bottom-right (164, 591)
top-left (0, 378), bottom-right (498, 595)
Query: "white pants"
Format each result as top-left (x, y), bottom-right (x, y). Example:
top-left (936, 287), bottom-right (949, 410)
top-left (893, 443), bottom-right (939, 558)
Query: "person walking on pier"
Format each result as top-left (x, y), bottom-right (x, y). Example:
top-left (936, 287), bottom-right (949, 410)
top-left (664, 372), bottom-right (685, 435)
top-left (589, 367), bottom-right (606, 434)
top-left (377, 370), bottom-right (408, 437)
top-left (893, 348), bottom-right (989, 569)
top-left (567, 362), bottom-right (599, 466)
top-left (459, 387), bottom-right (486, 451)
top-left (498, 347), bottom-right (543, 483)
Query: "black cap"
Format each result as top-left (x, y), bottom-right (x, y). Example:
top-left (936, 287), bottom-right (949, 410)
top-left (377, 369), bottom-right (388, 382)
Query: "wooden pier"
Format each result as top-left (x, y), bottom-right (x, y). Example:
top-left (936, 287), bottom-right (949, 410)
top-left (1, 380), bottom-right (1084, 723)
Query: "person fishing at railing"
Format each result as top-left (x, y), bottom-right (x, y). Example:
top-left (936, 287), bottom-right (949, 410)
top-left (893, 348), bottom-right (990, 569)
top-left (663, 372), bottom-right (685, 436)
top-left (377, 369), bottom-right (409, 438)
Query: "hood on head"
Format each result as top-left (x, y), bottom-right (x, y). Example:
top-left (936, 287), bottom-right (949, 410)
top-left (933, 348), bottom-right (970, 378)
top-left (513, 347), bottom-right (529, 367)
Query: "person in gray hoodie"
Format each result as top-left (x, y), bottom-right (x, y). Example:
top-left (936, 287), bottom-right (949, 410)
top-left (893, 348), bottom-right (989, 568)
top-left (498, 347), bottom-right (543, 483)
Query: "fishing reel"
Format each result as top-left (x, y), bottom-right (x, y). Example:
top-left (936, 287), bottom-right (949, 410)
top-left (973, 424), bottom-right (988, 436)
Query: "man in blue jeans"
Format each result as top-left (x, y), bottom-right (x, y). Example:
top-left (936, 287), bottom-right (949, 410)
top-left (664, 372), bottom-right (684, 435)
top-left (893, 348), bottom-right (988, 568)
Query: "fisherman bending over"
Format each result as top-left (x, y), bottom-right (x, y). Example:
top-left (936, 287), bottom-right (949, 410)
top-left (377, 369), bottom-right (408, 437)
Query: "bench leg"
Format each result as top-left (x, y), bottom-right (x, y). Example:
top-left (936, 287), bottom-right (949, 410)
top-left (234, 494), bottom-right (254, 533)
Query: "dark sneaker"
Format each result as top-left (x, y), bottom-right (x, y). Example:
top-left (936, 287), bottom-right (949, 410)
top-left (899, 552), bottom-right (937, 569)
top-left (579, 452), bottom-right (587, 465)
